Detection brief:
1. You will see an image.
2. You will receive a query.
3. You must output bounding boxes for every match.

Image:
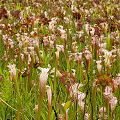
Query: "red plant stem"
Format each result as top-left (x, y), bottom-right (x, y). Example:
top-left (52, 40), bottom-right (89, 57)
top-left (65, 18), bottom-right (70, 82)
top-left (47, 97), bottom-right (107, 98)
top-left (48, 102), bottom-right (51, 120)
top-left (65, 109), bottom-right (68, 120)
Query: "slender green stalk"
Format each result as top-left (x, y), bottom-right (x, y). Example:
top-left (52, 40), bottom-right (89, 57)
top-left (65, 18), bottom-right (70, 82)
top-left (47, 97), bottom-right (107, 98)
top-left (0, 98), bottom-right (29, 120)
top-left (54, 60), bottom-right (57, 106)
top-left (0, 97), bottom-right (18, 112)
top-left (37, 91), bottom-right (44, 120)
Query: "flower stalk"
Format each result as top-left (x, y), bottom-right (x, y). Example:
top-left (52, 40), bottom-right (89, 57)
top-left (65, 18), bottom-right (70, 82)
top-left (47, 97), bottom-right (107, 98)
top-left (46, 86), bottom-right (52, 120)
top-left (37, 68), bottom-right (49, 120)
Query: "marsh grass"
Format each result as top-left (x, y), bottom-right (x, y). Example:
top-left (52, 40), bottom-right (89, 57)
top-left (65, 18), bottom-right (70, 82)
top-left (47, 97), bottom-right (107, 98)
top-left (0, 0), bottom-right (120, 120)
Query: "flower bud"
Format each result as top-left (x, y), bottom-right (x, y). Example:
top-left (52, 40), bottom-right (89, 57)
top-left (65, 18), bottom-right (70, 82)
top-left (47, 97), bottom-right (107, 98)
top-left (96, 60), bottom-right (102, 74)
top-left (55, 51), bottom-right (59, 62)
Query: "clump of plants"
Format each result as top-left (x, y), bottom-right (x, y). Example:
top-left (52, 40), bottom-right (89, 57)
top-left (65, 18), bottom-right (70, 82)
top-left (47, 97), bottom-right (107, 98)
top-left (0, 0), bottom-right (120, 119)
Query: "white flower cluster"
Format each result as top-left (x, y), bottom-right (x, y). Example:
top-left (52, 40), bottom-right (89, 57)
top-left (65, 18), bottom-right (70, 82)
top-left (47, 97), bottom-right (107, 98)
top-left (39, 68), bottom-right (50, 90)
top-left (69, 83), bottom-right (85, 110)
top-left (7, 63), bottom-right (17, 77)
top-left (103, 86), bottom-right (118, 111)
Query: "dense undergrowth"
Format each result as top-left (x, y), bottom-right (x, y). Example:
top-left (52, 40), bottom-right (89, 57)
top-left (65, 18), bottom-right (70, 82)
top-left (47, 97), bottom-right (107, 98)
top-left (0, 0), bottom-right (120, 120)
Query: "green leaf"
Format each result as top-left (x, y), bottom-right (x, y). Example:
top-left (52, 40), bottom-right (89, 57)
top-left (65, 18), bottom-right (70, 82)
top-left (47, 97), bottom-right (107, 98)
top-left (41, 111), bottom-right (47, 120)
top-left (58, 104), bottom-right (65, 113)
top-left (64, 100), bottom-right (71, 111)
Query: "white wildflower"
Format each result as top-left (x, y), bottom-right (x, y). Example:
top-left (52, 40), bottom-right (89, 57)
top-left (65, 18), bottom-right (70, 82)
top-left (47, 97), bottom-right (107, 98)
top-left (46, 85), bottom-right (52, 107)
top-left (103, 86), bottom-right (113, 100)
top-left (85, 113), bottom-right (90, 120)
top-left (109, 97), bottom-right (118, 111)
top-left (114, 73), bottom-right (120, 88)
top-left (78, 91), bottom-right (86, 101)
top-left (49, 17), bottom-right (57, 31)
top-left (103, 50), bottom-right (112, 66)
top-left (99, 107), bottom-right (108, 120)
top-left (50, 68), bottom-right (62, 77)
top-left (70, 83), bottom-right (84, 98)
top-left (96, 60), bottom-right (102, 74)
top-left (39, 68), bottom-right (49, 90)
top-left (56, 45), bottom-right (64, 52)
top-left (78, 101), bottom-right (85, 112)
top-left (7, 64), bottom-right (17, 77)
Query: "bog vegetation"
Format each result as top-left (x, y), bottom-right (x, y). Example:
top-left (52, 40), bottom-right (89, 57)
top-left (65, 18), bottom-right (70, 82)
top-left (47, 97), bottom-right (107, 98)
top-left (0, 0), bottom-right (120, 120)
